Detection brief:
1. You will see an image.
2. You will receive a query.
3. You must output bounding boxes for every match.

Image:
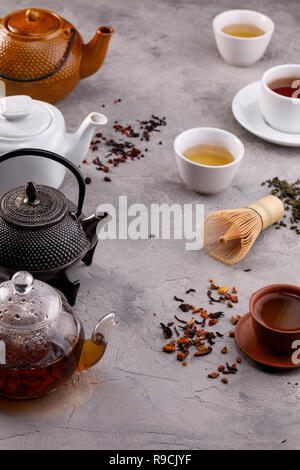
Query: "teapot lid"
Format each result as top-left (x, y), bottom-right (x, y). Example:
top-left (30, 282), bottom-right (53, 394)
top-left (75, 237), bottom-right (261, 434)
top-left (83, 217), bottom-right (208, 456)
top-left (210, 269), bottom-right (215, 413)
top-left (0, 271), bottom-right (61, 331)
top-left (0, 182), bottom-right (69, 228)
top-left (0, 96), bottom-right (52, 139)
top-left (5, 9), bottom-right (61, 37)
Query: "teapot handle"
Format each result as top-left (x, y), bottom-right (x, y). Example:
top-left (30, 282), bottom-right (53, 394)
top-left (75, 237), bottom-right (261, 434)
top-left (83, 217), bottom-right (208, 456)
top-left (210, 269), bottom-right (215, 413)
top-left (0, 148), bottom-right (86, 217)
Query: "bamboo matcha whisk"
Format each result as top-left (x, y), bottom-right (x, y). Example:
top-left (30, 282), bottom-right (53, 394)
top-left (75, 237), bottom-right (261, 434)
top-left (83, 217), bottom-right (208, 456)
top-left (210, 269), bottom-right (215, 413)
top-left (204, 195), bottom-right (284, 264)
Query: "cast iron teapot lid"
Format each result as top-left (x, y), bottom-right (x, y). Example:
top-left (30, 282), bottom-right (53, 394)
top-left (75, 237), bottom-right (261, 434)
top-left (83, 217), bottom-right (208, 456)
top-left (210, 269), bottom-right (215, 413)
top-left (0, 271), bottom-right (61, 331)
top-left (0, 181), bottom-right (69, 228)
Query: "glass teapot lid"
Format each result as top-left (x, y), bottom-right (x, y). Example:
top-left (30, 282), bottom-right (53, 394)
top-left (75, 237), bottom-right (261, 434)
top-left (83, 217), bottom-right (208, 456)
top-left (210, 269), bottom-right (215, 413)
top-left (0, 272), bottom-right (61, 331)
top-left (0, 96), bottom-right (52, 139)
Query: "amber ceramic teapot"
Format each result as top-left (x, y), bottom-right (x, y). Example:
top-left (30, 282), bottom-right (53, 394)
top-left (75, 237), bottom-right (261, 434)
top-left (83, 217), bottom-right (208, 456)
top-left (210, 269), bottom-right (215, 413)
top-left (0, 271), bottom-right (117, 399)
top-left (0, 8), bottom-right (114, 103)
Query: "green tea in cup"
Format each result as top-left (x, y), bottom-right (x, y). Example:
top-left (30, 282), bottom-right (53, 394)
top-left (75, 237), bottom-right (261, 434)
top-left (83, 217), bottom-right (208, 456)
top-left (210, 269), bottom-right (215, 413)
top-left (183, 144), bottom-right (234, 166)
top-left (222, 23), bottom-right (265, 38)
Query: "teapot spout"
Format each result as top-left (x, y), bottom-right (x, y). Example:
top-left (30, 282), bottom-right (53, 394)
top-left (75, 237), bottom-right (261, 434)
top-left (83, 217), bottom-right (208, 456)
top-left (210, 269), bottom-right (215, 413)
top-left (77, 313), bottom-right (117, 372)
top-left (67, 112), bottom-right (107, 166)
top-left (80, 26), bottom-right (114, 79)
top-left (81, 211), bottom-right (111, 247)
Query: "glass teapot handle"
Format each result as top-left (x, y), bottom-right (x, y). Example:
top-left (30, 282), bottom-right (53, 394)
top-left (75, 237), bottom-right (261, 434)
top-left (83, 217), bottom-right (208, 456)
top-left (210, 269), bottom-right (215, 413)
top-left (0, 148), bottom-right (86, 217)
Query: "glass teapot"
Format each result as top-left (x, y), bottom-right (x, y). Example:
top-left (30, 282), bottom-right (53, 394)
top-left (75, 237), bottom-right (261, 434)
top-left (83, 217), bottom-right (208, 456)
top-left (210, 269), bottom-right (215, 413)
top-left (0, 272), bottom-right (117, 399)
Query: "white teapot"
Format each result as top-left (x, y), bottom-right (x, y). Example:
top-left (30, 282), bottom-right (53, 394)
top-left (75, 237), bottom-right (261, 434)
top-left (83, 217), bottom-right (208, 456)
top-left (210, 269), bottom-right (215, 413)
top-left (0, 85), bottom-right (107, 192)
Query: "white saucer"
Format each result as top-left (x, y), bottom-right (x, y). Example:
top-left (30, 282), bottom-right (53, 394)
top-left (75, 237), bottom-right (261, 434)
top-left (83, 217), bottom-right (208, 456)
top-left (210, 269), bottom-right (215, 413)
top-left (232, 80), bottom-right (300, 147)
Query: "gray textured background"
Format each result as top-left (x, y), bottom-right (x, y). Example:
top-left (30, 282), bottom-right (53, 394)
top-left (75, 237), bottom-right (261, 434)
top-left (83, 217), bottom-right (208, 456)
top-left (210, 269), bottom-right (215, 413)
top-left (0, 0), bottom-right (299, 450)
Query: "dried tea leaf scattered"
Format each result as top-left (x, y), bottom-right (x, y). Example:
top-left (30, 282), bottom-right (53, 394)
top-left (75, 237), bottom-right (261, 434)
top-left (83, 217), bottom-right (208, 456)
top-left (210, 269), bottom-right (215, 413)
top-left (174, 315), bottom-right (187, 324)
top-left (179, 303), bottom-right (194, 312)
top-left (157, 280), bottom-right (242, 377)
top-left (87, 114), bottom-right (167, 181)
top-left (209, 311), bottom-right (224, 319)
top-left (261, 177), bottom-right (300, 234)
top-left (160, 322), bottom-right (173, 339)
top-left (226, 362), bottom-right (237, 373)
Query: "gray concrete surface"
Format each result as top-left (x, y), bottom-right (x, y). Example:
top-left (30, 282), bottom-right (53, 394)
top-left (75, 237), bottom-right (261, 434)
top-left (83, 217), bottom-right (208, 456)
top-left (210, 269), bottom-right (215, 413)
top-left (0, 0), bottom-right (299, 450)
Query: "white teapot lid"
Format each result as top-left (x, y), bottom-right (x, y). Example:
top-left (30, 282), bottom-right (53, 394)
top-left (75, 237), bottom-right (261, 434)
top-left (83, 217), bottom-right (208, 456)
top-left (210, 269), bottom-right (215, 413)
top-left (0, 95), bottom-right (52, 138)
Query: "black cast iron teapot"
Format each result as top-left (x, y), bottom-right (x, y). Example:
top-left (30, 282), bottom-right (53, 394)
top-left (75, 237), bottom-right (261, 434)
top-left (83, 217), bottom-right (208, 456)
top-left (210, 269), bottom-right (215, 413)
top-left (0, 149), bottom-right (110, 305)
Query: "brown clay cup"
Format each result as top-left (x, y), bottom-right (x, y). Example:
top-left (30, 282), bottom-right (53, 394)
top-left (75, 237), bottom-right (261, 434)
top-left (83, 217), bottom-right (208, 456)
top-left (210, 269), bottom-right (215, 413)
top-left (250, 284), bottom-right (300, 353)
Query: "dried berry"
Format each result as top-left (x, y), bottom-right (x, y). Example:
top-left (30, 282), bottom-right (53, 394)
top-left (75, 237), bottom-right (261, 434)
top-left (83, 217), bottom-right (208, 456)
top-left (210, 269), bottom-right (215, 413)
top-left (219, 286), bottom-right (228, 295)
top-left (193, 308), bottom-right (201, 313)
top-left (163, 341), bottom-right (176, 353)
top-left (231, 315), bottom-right (241, 325)
top-left (177, 351), bottom-right (189, 362)
top-left (208, 372), bottom-right (219, 379)
top-left (194, 345), bottom-right (212, 357)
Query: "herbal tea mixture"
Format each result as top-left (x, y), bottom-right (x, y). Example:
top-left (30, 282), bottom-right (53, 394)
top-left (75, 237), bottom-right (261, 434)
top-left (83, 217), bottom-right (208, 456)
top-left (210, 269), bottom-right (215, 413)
top-left (158, 279), bottom-right (243, 383)
top-left (262, 177), bottom-right (300, 234)
top-left (84, 107), bottom-right (167, 183)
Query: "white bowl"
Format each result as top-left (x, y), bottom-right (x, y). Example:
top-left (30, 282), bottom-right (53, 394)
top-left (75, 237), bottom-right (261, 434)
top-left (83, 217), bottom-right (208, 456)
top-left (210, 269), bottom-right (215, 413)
top-left (213, 9), bottom-right (274, 67)
top-left (174, 127), bottom-right (244, 194)
top-left (260, 64), bottom-right (300, 133)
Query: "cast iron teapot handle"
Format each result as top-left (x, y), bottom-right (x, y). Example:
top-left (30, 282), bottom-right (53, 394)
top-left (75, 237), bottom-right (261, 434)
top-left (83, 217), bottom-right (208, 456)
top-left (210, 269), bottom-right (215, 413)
top-left (0, 148), bottom-right (86, 217)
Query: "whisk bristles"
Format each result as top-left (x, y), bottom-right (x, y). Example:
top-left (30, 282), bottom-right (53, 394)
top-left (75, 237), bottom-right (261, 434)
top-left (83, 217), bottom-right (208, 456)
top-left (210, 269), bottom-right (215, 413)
top-left (204, 208), bottom-right (263, 264)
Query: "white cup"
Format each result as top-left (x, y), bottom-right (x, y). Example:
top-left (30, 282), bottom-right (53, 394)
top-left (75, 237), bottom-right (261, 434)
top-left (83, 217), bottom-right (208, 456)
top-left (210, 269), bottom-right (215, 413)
top-left (260, 64), bottom-right (300, 133)
top-left (213, 10), bottom-right (274, 67)
top-left (174, 128), bottom-right (244, 194)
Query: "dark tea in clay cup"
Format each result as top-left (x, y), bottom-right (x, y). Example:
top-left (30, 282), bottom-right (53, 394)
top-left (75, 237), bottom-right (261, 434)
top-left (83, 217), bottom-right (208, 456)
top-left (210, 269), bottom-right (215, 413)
top-left (250, 284), bottom-right (300, 353)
